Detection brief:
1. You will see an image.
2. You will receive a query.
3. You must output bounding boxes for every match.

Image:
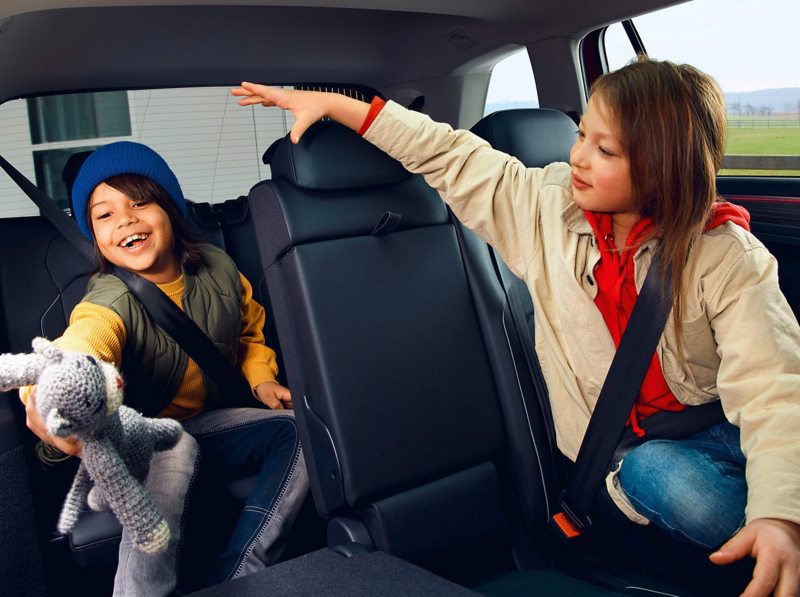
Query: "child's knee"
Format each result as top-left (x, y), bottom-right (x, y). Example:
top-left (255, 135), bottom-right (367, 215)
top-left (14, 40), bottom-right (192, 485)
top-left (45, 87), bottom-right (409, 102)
top-left (617, 440), bottom-right (688, 508)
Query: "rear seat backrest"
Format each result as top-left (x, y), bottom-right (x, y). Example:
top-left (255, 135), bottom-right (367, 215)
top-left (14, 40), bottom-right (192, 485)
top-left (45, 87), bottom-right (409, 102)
top-left (0, 216), bottom-right (94, 352)
top-left (248, 121), bottom-right (513, 567)
top-left (214, 196), bottom-right (285, 386)
top-left (469, 107), bottom-right (580, 479)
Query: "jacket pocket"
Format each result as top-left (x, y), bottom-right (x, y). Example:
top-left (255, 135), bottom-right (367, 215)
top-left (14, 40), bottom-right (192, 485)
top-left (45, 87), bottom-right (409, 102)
top-left (678, 311), bottom-right (720, 397)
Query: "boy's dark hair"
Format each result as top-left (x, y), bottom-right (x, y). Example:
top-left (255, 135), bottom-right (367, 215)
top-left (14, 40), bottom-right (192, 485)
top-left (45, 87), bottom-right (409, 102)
top-left (87, 174), bottom-right (206, 275)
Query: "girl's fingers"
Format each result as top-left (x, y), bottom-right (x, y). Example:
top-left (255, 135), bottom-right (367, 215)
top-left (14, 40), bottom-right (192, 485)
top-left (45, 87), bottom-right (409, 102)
top-left (776, 570), bottom-right (800, 597)
top-left (741, 556), bottom-right (780, 597)
top-left (290, 115), bottom-right (317, 144)
top-left (237, 96), bottom-right (274, 107)
top-left (710, 527), bottom-right (754, 565)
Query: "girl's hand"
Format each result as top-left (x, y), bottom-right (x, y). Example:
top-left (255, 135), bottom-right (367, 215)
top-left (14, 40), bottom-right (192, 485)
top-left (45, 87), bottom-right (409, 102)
top-left (710, 518), bottom-right (800, 597)
top-left (231, 83), bottom-right (369, 144)
top-left (25, 387), bottom-right (83, 458)
top-left (255, 381), bottom-right (292, 410)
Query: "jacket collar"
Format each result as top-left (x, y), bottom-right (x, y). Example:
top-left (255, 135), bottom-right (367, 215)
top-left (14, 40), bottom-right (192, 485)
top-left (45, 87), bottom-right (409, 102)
top-left (560, 201), bottom-right (594, 235)
top-left (560, 200), bottom-right (659, 259)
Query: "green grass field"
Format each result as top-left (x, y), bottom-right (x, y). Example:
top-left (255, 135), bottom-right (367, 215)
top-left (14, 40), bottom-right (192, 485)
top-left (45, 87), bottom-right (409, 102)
top-left (723, 126), bottom-right (800, 176)
top-left (718, 169), bottom-right (800, 177)
top-left (725, 128), bottom-right (800, 155)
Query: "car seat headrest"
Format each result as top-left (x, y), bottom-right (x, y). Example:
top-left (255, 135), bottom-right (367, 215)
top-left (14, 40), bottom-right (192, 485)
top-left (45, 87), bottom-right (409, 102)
top-left (62, 150), bottom-right (95, 218)
top-left (270, 120), bottom-right (411, 190)
top-left (470, 109), bottom-right (577, 168)
top-left (262, 138), bottom-right (282, 165)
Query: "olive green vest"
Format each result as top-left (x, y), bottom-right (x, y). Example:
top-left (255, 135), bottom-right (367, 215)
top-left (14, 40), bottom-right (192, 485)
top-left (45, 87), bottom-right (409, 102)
top-left (82, 244), bottom-right (242, 416)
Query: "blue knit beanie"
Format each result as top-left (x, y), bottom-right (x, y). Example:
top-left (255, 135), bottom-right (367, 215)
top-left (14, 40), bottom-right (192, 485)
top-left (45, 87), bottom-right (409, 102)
top-left (72, 141), bottom-right (187, 240)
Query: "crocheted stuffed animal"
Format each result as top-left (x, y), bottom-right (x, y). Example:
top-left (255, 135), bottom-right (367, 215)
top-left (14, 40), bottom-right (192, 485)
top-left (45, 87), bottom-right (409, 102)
top-left (0, 338), bottom-right (183, 554)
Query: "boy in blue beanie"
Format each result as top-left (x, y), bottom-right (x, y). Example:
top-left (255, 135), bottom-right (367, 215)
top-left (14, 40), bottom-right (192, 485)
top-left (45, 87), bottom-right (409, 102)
top-left (21, 141), bottom-right (309, 595)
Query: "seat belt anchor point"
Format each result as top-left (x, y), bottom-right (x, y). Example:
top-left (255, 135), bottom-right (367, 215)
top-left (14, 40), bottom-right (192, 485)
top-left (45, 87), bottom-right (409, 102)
top-left (550, 494), bottom-right (592, 542)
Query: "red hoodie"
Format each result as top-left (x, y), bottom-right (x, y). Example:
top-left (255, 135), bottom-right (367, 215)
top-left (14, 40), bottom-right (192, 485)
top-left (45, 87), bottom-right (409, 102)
top-left (584, 202), bottom-right (751, 436)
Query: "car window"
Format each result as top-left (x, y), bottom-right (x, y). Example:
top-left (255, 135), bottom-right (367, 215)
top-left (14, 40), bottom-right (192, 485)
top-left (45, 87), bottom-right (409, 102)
top-left (603, 0), bottom-right (800, 177)
top-left (0, 85), bottom-right (364, 219)
top-left (484, 49), bottom-right (539, 116)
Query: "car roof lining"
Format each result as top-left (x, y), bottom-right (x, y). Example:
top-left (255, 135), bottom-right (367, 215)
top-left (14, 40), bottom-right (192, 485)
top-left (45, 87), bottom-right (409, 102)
top-left (0, 0), bottom-right (689, 104)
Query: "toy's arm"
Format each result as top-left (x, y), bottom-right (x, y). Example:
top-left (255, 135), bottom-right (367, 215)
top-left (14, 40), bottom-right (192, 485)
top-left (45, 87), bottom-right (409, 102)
top-left (57, 463), bottom-right (93, 534)
top-left (83, 439), bottom-right (170, 554)
top-left (0, 353), bottom-right (48, 391)
top-left (148, 416), bottom-right (184, 452)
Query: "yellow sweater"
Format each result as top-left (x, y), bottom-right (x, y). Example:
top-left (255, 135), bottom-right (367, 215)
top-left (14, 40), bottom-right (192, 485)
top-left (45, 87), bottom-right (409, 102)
top-left (20, 272), bottom-right (278, 420)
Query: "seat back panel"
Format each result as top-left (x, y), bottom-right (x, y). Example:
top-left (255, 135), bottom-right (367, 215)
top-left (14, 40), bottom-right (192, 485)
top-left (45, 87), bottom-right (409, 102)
top-left (282, 227), bottom-right (505, 507)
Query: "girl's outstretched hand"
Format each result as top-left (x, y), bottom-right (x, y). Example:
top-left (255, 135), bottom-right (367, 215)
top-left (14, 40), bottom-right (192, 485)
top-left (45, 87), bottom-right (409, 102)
top-left (231, 83), bottom-right (370, 144)
top-left (710, 518), bottom-right (800, 597)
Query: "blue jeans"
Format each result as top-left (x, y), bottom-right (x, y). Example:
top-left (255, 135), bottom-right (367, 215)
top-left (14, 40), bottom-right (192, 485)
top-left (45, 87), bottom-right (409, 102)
top-left (181, 408), bottom-right (309, 585)
top-left (114, 431), bottom-right (201, 597)
top-left (617, 421), bottom-right (747, 551)
top-left (114, 408), bottom-right (308, 596)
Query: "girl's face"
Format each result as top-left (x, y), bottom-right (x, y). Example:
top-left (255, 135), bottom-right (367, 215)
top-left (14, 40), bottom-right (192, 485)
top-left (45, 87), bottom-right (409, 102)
top-left (569, 97), bottom-right (636, 218)
top-left (88, 182), bottom-right (181, 284)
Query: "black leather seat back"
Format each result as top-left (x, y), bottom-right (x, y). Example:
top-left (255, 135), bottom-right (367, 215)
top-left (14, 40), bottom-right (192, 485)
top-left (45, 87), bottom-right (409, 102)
top-left (249, 121), bottom-right (510, 564)
top-left (471, 108), bottom-right (577, 169)
top-left (468, 108), bottom-right (578, 529)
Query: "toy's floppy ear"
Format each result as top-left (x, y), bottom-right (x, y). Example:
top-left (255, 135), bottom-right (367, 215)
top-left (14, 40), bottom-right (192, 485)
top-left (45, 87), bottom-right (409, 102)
top-left (100, 361), bottom-right (124, 414)
top-left (0, 352), bottom-right (49, 391)
top-left (32, 337), bottom-right (62, 364)
top-left (46, 409), bottom-right (74, 438)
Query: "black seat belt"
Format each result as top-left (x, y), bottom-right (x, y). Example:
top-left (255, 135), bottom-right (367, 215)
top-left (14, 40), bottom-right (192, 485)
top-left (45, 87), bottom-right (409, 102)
top-left (0, 154), bottom-right (254, 416)
top-left (512, 247), bottom-right (724, 541)
top-left (547, 248), bottom-right (674, 539)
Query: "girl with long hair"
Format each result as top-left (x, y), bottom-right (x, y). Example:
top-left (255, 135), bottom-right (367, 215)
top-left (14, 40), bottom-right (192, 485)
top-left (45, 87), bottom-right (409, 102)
top-left (233, 57), bottom-right (800, 596)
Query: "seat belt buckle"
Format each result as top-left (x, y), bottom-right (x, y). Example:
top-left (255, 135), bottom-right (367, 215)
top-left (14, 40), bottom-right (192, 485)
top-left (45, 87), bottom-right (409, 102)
top-left (550, 493), bottom-right (592, 542)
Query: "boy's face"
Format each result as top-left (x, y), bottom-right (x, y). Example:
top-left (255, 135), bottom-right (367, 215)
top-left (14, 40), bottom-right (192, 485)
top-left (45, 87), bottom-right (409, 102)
top-left (569, 97), bottom-right (636, 218)
top-left (88, 182), bottom-right (180, 284)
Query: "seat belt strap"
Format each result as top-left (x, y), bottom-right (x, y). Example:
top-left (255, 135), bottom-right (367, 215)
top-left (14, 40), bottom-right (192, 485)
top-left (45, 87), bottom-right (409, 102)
top-left (552, 248), bottom-right (672, 539)
top-left (0, 154), bottom-right (254, 415)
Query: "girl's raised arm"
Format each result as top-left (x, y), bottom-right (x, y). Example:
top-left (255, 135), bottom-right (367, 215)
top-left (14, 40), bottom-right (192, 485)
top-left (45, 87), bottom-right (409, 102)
top-left (231, 83), bottom-right (369, 144)
top-left (232, 84), bottom-right (560, 280)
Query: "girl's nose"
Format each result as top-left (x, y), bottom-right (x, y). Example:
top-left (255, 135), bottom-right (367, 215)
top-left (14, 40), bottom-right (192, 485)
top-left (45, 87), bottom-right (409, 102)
top-left (570, 138), bottom-right (589, 169)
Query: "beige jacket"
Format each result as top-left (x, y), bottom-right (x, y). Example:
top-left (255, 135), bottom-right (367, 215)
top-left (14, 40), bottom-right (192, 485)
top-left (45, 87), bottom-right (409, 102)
top-left (365, 100), bottom-right (800, 526)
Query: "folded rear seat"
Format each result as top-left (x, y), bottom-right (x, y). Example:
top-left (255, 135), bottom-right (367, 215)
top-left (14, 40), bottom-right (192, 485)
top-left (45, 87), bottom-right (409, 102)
top-left (246, 120), bottom-right (642, 595)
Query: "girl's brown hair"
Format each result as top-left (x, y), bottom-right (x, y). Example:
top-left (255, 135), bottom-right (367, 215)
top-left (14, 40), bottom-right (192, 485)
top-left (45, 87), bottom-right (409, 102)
top-left (87, 173), bottom-right (206, 274)
top-left (590, 55), bottom-right (727, 355)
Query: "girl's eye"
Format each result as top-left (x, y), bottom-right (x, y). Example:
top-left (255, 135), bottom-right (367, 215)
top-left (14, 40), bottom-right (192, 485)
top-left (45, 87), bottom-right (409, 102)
top-left (599, 146), bottom-right (615, 157)
top-left (576, 130), bottom-right (585, 139)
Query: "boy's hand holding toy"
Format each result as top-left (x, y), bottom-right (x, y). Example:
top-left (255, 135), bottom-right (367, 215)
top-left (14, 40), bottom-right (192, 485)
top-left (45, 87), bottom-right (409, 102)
top-left (0, 338), bottom-right (183, 554)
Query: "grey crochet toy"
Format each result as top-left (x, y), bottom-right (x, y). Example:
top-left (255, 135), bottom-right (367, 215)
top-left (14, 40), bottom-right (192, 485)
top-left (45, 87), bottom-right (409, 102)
top-left (0, 338), bottom-right (183, 554)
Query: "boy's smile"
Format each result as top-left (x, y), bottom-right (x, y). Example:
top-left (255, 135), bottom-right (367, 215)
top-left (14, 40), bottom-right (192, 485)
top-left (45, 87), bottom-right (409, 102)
top-left (89, 183), bottom-right (181, 284)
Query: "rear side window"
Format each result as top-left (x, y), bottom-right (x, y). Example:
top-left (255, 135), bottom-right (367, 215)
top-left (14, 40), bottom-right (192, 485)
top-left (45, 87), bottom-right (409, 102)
top-left (0, 85), bottom-right (371, 219)
top-left (603, 0), bottom-right (800, 177)
top-left (485, 49), bottom-right (539, 116)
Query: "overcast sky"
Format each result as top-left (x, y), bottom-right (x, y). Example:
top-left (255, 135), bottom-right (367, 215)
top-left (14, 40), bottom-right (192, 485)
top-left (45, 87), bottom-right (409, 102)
top-left (486, 0), bottom-right (799, 104)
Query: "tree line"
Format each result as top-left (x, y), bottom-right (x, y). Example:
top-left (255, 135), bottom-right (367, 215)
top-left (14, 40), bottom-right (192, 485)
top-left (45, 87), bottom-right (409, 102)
top-left (727, 99), bottom-right (800, 117)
